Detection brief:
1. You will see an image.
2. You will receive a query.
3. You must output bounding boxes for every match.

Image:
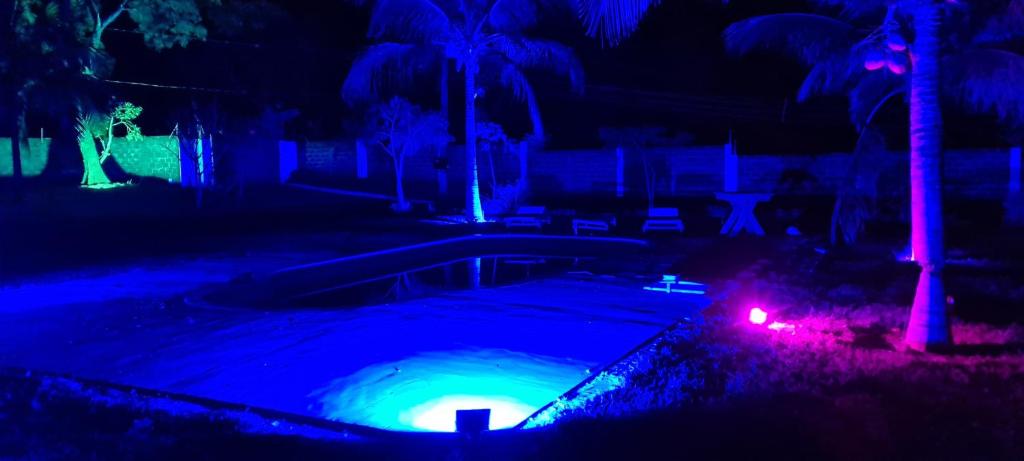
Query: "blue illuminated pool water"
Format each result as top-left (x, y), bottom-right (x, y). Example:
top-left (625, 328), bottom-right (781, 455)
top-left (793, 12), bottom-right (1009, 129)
top-left (294, 256), bottom-right (582, 307)
top-left (0, 235), bottom-right (705, 435)
top-left (298, 256), bottom-right (601, 431)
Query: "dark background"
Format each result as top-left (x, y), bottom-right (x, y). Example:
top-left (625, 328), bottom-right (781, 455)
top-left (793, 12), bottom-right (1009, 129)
top-left (81, 0), bottom-right (1012, 153)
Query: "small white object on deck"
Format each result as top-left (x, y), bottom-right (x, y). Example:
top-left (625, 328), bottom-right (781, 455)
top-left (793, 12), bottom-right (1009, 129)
top-left (643, 275), bottom-right (706, 295)
top-left (572, 216), bottom-right (616, 235)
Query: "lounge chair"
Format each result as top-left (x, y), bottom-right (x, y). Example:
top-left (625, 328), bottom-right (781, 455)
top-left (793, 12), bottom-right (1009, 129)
top-left (504, 205), bottom-right (549, 230)
top-left (642, 207), bottom-right (685, 233)
top-left (572, 215), bottom-right (617, 235)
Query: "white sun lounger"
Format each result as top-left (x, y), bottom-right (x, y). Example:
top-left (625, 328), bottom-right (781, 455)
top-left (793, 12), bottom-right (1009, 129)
top-left (505, 206), bottom-right (549, 230)
top-left (573, 216), bottom-right (617, 235)
top-left (642, 207), bottom-right (685, 233)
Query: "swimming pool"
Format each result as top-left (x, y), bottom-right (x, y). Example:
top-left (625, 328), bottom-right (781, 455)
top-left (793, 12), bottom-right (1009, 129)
top-left (200, 234), bottom-right (652, 309)
top-left (4, 235), bottom-right (706, 434)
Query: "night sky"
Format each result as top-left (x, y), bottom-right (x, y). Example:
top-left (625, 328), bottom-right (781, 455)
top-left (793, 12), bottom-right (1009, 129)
top-left (100, 0), bottom-right (1009, 153)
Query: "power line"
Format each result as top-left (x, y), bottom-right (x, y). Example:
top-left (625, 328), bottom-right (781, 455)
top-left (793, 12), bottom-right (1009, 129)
top-left (102, 78), bottom-right (245, 95)
top-left (107, 27), bottom-right (264, 49)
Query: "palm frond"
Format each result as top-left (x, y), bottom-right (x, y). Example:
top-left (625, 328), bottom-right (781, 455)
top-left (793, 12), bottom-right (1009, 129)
top-left (797, 55), bottom-right (861, 102)
top-left (805, 0), bottom-right (888, 20)
top-left (575, 0), bottom-right (660, 46)
top-left (945, 49), bottom-right (1024, 125)
top-left (848, 71), bottom-right (905, 129)
top-left (482, 0), bottom-right (540, 33)
top-left (490, 61), bottom-right (533, 101)
top-left (973, 0), bottom-right (1024, 45)
top-left (488, 36), bottom-right (584, 92)
top-left (342, 43), bottom-right (442, 103)
top-left (367, 0), bottom-right (454, 42)
top-left (724, 14), bottom-right (857, 66)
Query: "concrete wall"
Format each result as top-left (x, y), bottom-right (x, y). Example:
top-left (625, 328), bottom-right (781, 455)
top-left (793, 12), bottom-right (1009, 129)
top-left (9, 134), bottom-right (1007, 200)
top-left (110, 136), bottom-right (181, 182)
top-left (0, 138), bottom-right (50, 177)
top-left (1, 136), bottom-right (180, 182)
top-left (294, 141), bottom-right (1017, 200)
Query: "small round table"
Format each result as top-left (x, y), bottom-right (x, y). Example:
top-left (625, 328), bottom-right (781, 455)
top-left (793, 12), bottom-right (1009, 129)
top-left (715, 192), bottom-right (773, 237)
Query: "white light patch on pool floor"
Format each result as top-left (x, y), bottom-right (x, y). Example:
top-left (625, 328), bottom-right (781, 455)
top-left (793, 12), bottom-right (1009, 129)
top-left (311, 349), bottom-right (586, 432)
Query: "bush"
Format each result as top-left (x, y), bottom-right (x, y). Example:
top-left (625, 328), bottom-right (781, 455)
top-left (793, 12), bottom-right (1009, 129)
top-left (482, 183), bottom-right (520, 216)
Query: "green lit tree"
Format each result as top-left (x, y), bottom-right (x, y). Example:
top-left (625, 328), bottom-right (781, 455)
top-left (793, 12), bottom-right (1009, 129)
top-left (81, 0), bottom-right (210, 55)
top-left (73, 0), bottom-right (210, 185)
top-left (77, 101), bottom-right (143, 185)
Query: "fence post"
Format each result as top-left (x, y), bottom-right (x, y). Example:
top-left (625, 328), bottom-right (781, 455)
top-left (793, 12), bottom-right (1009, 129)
top-left (356, 139), bottom-right (368, 179)
top-left (1007, 147), bottom-right (1023, 225)
top-left (616, 146), bottom-right (625, 198)
top-left (278, 140), bottom-right (298, 184)
top-left (724, 140), bottom-right (738, 193)
top-left (1011, 147), bottom-right (1021, 195)
top-left (518, 141), bottom-right (529, 199)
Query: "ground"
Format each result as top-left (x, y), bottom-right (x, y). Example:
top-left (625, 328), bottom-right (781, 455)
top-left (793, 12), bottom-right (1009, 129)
top-left (2, 184), bottom-right (1024, 460)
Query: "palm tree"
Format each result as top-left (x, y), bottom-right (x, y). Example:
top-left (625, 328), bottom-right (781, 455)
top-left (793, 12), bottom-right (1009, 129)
top-left (342, 0), bottom-right (584, 222)
top-left (724, 1), bottom-right (1024, 351)
top-left (573, 0), bottom-right (662, 46)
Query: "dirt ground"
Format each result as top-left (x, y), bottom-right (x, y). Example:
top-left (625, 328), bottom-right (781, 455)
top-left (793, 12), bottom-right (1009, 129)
top-left (3, 184), bottom-right (1024, 460)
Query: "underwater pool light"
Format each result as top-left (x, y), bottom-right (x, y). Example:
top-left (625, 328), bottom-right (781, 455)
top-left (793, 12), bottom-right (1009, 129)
top-left (407, 395), bottom-right (534, 432)
top-left (313, 349), bottom-right (581, 432)
top-left (456, 408), bottom-right (491, 433)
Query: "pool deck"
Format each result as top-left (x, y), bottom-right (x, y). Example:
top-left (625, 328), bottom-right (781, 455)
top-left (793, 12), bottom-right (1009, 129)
top-left (0, 252), bottom-right (707, 431)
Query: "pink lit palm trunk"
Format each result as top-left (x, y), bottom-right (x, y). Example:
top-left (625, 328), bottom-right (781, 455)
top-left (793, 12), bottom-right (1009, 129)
top-left (905, 2), bottom-right (951, 351)
top-left (464, 59), bottom-right (485, 222)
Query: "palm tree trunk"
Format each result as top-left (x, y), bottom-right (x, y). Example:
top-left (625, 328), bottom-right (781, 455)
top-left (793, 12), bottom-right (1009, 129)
top-left (464, 61), bottom-right (485, 222)
top-left (525, 84), bottom-right (544, 144)
top-left (518, 141), bottom-right (529, 199)
top-left (904, 2), bottom-right (951, 351)
top-left (440, 59), bottom-right (449, 122)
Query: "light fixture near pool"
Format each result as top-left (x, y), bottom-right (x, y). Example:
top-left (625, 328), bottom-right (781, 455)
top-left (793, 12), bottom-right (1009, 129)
top-left (455, 408), bottom-right (491, 433)
top-left (643, 275), bottom-right (706, 295)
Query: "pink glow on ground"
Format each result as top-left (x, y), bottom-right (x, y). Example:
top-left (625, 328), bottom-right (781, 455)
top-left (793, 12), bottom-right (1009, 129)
top-left (767, 321), bottom-right (796, 334)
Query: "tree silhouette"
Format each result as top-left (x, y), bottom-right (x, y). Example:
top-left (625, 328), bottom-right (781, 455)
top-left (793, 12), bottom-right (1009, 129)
top-left (366, 97), bottom-right (451, 212)
top-left (342, 0), bottom-right (583, 222)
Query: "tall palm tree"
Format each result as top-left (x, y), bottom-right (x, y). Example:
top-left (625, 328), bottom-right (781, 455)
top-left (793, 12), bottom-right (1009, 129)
top-left (724, 0), bottom-right (1024, 351)
top-left (342, 0), bottom-right (584, 222)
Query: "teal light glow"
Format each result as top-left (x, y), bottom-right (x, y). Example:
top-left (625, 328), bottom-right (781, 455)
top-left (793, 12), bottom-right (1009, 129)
top-left (311, 349), bottom-right (586, 432)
